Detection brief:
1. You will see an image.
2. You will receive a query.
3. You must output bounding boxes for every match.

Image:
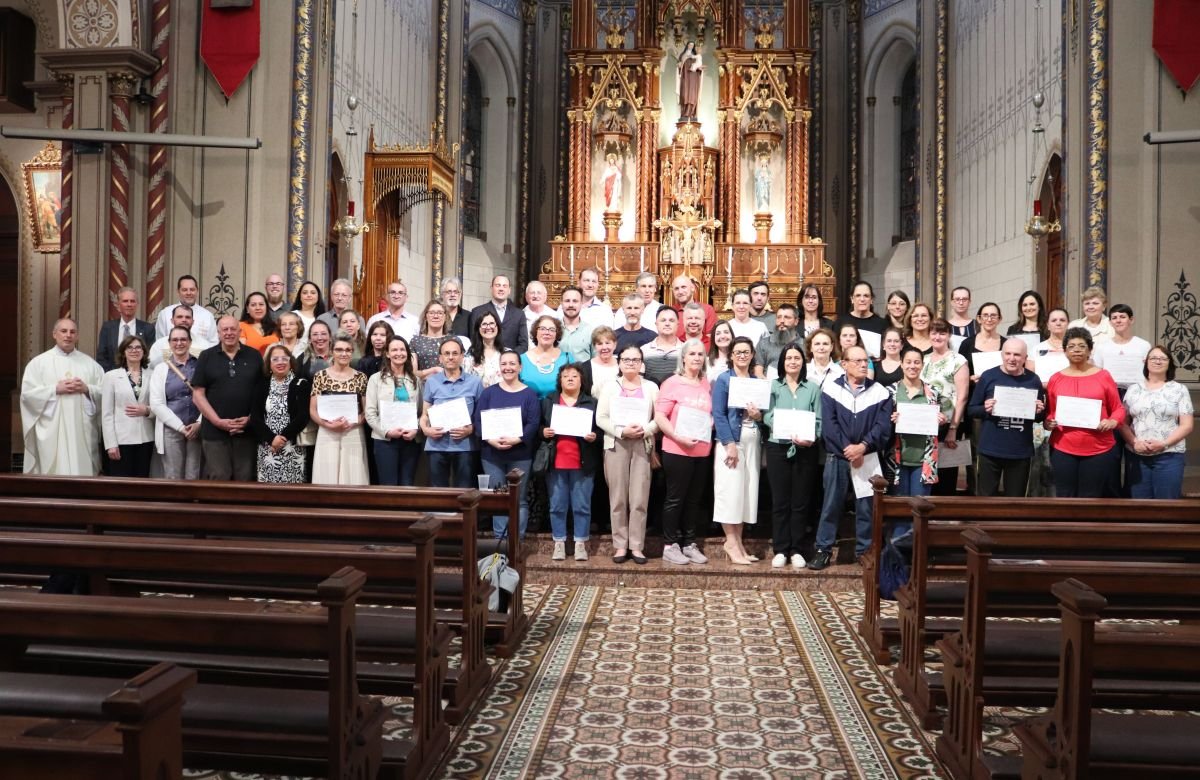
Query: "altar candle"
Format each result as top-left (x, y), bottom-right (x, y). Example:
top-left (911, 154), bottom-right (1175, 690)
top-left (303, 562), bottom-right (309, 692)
top-left (640, 245), bottom-right (645, 272)
top-left (727, 246), bottom-right (733, 279)
top-left (763, 246), bottom-right (769, 280)
top-left (605, 244), bottom-right (610, 274)
top-left (569, 244), bottom-right (575, 278)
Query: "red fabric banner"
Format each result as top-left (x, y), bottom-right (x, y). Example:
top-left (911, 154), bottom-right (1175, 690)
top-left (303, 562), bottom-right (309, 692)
top-left (1154, 0), bottom-right (1200, 93)
top-left (200, 0), bottom-right (261, 100)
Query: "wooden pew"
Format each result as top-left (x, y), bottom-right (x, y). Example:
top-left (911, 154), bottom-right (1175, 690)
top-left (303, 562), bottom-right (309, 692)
top-left (0, 496), bottom-right (489, 726)
top-left (0, 525), bottom-right (452, 778)
top-left (1014, 579), bottom-right (1200, 779)
top-left (0, 662), bottom-right (194, 780)
top-left (859, 483), bottom-right (1200, 666)
top-left (0, 471), bottom-right (530, 657)
top-left (933, 530), bottom-right (1200, 780)
top-left (0, 567), bottom-right (386, 780)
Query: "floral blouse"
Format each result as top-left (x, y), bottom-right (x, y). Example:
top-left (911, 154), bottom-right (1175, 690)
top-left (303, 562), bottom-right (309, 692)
top-left (920, 350), bottom-right (967, 409)
top-left (1124, 380), bottom-right (1192, 455)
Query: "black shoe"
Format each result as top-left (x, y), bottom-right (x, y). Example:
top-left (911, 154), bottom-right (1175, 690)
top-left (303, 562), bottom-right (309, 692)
top-left (630, 552), bottom-right (647, 565)
top-left (807, 549), bottom-right (833, 571)
top-left (612, 552), bottom-right (629, 564)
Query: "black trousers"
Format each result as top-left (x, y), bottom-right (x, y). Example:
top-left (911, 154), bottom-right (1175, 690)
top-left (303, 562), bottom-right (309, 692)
top-left (106, 442), bottom-right (153, 478)
top-left (1050, 447), bottom-right (1119, 498)
top-left (976, 453), bottom-right (1031, 497)
top-left (764, 441), bottom-right (819, 557)
top-left (661, 451), bottom-right (706, 547)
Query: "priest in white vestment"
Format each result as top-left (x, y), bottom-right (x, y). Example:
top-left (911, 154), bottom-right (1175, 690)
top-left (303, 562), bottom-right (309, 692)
top-left (20, 318), bottom-right (104, 476)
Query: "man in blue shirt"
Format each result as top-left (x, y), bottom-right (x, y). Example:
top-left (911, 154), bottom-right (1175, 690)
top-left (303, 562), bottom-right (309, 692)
top-left (420, 338), bottom-right (483, 487)
top-left (968, 337), bottom-right (1046, 497)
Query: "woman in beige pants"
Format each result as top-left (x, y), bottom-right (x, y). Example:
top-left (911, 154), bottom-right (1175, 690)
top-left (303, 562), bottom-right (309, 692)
top-left (596, 344), bottom-right (660, 564)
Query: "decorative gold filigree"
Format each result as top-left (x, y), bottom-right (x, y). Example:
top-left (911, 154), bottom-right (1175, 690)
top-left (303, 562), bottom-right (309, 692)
top-left (584, 55), bottom-right (644, 121)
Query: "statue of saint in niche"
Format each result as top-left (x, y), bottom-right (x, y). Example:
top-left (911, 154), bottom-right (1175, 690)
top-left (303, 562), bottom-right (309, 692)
top-left (674, 40), bottom-right (704, 122)
top-left (602, 153), bottom-right (622, 210)
top-left (754, 155), bottom-right (772, 212)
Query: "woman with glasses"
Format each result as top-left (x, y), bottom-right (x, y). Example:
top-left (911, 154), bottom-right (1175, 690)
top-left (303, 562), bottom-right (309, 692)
top-left (959, 302), bottom-right (1004, 383)
top-left (597, 344), bottom-right (659, 565)
top-left (411, 300), bottom-right (454, 380)
top-left (522, 315), bottom-right (571, 399)
top-left (474, 349), bottom-right (539, 536)
top-left (1119, 346), bottom-right (1193, 499)
top-left (921, 318), bottom-right (969, 495)
top-left (149, 326), bottom-right (202, 479)
top-left (101, 335), bottom-right (155, 477)
top-left (1044, 327), bottom-right (1124, 497)
top-left (238, 292), bottom-right (281, 355)
top-left (309, 332), bottom-right (369, 485)
top-left (365, 335), bottom-right (423, 486)
top-left (797, 284), bottom-right (835, 338)
top-left (467, 311), bottom-right (506, 388)
top-left (251, 343), bottom-right (310, 484)
top-left (711, 336), bottom-right (765, 564)
top-left (885, 290), bottom-right (911, 331)
top-left (290, 281), bottom-right (326, 337)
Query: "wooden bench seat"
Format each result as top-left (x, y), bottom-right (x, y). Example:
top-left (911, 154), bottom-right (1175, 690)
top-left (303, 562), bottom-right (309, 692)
top-left (1015, 580), bottom-right (1200, 779)
top-left (933, 531), bottom-right (1200, 780)
top-left (0, 472), bottom-right (530, 656)
top-left (0, 567), bottom-right (387, 780)
top-left (0, 494), bottom-right (490, 725)
top-left (0, 662), bottom-right (194, 780)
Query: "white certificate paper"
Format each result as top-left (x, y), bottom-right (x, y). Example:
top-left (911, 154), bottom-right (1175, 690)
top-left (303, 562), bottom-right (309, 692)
top-left (1034, 353), bottom-right (1069, 384)
top-left (550, 404), bottom-right (594, 437)
top-left (771, 409), bottom-right (816, 442)
top-left (427, 397), bottom-right (471, 430)
top-left (970, 350), bottom-right (1004, 376)
top-left (938, 438), bottom-right (973, 469)
top-left (610, 396), bottom-right (650, 428)
top-left (859, 329), bottom-right (882, 358)
top-left (950, 334), bottom-right (966, 353)
top-left (852, 452), bottom-right (883, 499)
top-left (727, 377), bottom-right (772, 409)
top-left (317, 393), bottom-right (358, 422)
top-left (1054, 395), bottom-right (1102, 430)
top-left (481, 406), bottom-right (524, 441)
top-left (1014, 333), bottom-right (1043, 353)
top-left (674, 406), bottom-right (713, 442)
top-left (379, 400), bottom-right (418, 431)
top-left (896, 403), bottom-right (940, 436)
top-left (1102, 354), bottom-right (1145, 386)
top-left (992, 386), bottom-right (1037, 420)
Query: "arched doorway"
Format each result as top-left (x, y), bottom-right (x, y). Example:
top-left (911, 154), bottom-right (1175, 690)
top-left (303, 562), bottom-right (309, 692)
top-left (1035, 154), bottom-right (1064, 311)
top-left (0, 178), bottom-right (19, 470)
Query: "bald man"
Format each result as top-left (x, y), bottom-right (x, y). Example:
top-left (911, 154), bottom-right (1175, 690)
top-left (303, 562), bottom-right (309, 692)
top-left (192, 315), bottom-right (263, 480)
top-left (967, 337), bottom-right (1047, 497)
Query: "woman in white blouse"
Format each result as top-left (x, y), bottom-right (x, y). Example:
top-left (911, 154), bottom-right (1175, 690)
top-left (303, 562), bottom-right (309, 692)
top-left (101, 334), bottom-right (155, 477)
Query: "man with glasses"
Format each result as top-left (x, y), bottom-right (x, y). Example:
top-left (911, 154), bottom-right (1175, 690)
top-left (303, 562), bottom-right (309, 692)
top-left (441, 277), bottom-right (472, 337)
top-left (808, 345), bottom-right (893, 571)
top-left (367, 279), bottom-right (419, 342)
top-left (191, 315), bottom-right (263, 480)
top-left (264, 274), bottom-right (288, 315)
top-left (148, 304), bottom-right (213, 368)
top-left (420, 338), bottom-right (482, 487)
top-left (317, 278), bottom-right (365, 334)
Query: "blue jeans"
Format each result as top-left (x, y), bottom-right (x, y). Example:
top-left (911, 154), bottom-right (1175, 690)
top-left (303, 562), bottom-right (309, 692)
top-left (482, 457), bottom-right (531, 538)
top-left (815, 454), bottom-right (873, 556)
top-left (1126, 451), bottom-right (1185, 499)
top-left (892, 465), bottom-right (930, 540)
top-left (428, 450), bottom-right (475, 488)
top-left (547, 468), bottom-right (593, 542)
top-left (373, 438), bottom-right (422, 486)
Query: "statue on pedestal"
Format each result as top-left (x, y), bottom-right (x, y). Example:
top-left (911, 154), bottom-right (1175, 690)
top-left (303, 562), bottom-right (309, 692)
top-left (753, 154), bottom-right (772, 213)
top-left (602, 153), bottom-right (622, 210)
top-left (674, 40), bottom-right (704, 122)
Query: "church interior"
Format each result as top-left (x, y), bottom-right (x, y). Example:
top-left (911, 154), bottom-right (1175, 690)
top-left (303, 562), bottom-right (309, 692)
top-left (0, 0), bottom-right (1198, 778)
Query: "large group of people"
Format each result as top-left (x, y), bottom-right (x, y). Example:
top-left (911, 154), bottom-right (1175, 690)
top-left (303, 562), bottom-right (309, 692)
top-left (19, 273), bottom-right (1193, 568)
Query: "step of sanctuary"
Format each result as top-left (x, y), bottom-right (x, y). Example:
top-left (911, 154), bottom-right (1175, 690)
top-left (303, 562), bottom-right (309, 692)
top-left (520, 533), bottom-right (863, 591)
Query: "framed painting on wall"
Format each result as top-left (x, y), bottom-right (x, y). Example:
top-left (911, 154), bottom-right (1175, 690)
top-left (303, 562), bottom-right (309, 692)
top-left (21, 142), bottom-right (62, 253)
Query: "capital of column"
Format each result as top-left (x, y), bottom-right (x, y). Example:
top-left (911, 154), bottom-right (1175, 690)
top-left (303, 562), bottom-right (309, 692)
top-left (107, 71), bottom-right (140, 99)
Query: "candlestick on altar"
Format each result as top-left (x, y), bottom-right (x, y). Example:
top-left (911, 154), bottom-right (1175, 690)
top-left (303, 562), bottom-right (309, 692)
top-left (604, 244), bottom-right (610, 274)
top-left (724, 246), bottom-right (735, 311)
top-left (603, 244), bottom-right (612, 304)
top-left (569, 244), bottom-right (575, 281)
top-left (762, 246), bottom-right (769, 280)
top-left (639, 245), bottom-right (645, 273)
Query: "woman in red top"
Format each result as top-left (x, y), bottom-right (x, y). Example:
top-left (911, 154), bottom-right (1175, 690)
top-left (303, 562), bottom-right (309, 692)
top-left (238, 292), bottom-right (280, 355)
top-left (1045, 327), bottom-right (1124, 497)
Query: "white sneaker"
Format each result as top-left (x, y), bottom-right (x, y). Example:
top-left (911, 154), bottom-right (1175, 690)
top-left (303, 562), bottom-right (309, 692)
top-left (682, 544), bottom-right (708, 564)
top-left (574, 543), bottom-right (588, 561)
top-left (790, 553), bottom-right (806, 570)
top-left (771, 553), bottom-right (787, 568)
top-left (662, 543), bottom-right (690, 565)
top-left (552, 541), bottom-right (566, 561)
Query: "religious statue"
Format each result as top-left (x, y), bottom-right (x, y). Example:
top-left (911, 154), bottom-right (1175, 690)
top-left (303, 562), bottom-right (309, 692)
top-left (754, 155), bottom-right (772, 213)
top-left (602, 153), bottom-right (622, 210)
top-left (674, 40), bottom-right (704, 122)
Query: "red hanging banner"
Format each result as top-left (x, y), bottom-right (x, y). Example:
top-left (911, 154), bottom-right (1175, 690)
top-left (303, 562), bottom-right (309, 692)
top-left (1154, 0), bottom-right (1200, 93)
top-left (200, 0), bottom-right (261, 100)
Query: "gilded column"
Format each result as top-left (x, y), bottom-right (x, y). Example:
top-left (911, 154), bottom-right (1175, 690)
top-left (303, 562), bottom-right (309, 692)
top-left (847, 0), bottom-right (861, 280)
top-left (106, 73), bottom-right (137, 318)
top-left (431, 0), bottom-right (451, 290)
top-left (808, 3), bottom-right (822, 239)
top-left (520, 0), bottom-right (537, 279)
top-left (788, 110), bottom-right (809, 243)
top-left (721, 111), bottom-right (739, 244)
top-left (635, 107), bottom-right (658, 242)
top-left (1084, 0), bottom-right (1108, 290)
top-left (934, 0), bottom-right (948, 315)
top-left (58, 74), bottom-right (74, 319)
top-left (286, 0), bottom-right (315, 296)
top-left (863, 95), bottom-right (875, 257)
top-left (144, 0), bottom-right (171, 314)
top-left (556, 8), bottom-right (570, 237)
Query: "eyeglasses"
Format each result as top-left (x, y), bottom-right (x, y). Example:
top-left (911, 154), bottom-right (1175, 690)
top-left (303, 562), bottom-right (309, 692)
top-left (619, 357), bottom-right (642, 364)
top-left (731, 350), bottom-right (753, 357)
top-left (266, 281), bottom-right (285, 287)
top-left (168, 337), bottom-right (190, 343)
top-left (332, 347), bottom-right (354, 354)
top-left (387, 289), bottom-right (406, 296)
top-left (126, 345), bottom-right (144, 351)
top-left (979, 313), bottom-right (1000, 320)
top-left (844, 358), bottom-right (869, 364)
top-left (1147, 356), bottom-right (1169, 362)
top-left (537, 326), bottom-right (557, 332)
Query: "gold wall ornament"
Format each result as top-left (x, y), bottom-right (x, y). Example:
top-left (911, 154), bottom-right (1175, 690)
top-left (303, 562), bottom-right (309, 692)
top-left (584, 54), bottom-right (644, 121)
top-left (21, 141), bottom-right (63, 254)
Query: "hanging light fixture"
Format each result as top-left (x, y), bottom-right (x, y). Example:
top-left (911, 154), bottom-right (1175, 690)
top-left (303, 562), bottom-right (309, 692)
top-left (1024, 0), bottom-right (1060, 240)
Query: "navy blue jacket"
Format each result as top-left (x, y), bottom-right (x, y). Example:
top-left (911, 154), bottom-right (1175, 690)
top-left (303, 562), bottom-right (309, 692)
top-left (820, 374), bottom-right (894, 460)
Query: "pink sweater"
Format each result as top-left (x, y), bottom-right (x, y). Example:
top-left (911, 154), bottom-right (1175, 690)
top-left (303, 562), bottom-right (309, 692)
top-left (655, 375), bottom-right (713, 457)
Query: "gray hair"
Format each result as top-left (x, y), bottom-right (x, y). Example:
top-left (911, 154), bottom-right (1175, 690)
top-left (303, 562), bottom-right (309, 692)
top-left (622, 292), bottom-right (643, 306)
top-left (441, 276), bottom-right (462, 293)
top-left (329, 277), bottom-right (353, 293)
top-left (635, 272), bottom-right (658, 287)
top-left (674, 338), bottom-right (707, 376)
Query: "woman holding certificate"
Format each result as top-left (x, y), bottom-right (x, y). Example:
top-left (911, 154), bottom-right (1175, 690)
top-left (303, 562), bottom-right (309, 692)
top-left (889, 346), bottom-right (945, 499)
top-left (921, 319), bottom-right (969, 496)
top-left (540, 364), bottom-right (600, 561)
top-left (364, 335), bottom-right (423, 486)
top-left (654, 339), bottom-right (714, 566)
top-left (475, 349), bottom-right (540, 536)
top-left (763, 343), bottom-right (821, 569)
top-left (251, 343), bottom-right (311, 484)
top-left (596, 344), bottom-right (660, 564)
top-left (959, 302), bottom-right (1004, 382)
top-left (1044, 327), bottom-right (1124, 497)
top-left (712, 336), bottom-right (766, 565)
top-left (1119, 346), bottom-right (1192, 499)
top-left (309, 332), bottom-right (369, 485)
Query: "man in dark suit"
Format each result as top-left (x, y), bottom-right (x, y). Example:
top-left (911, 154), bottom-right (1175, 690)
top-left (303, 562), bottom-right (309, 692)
top-left (96, 286), bottom-right (156, 372)
top-left (469, 274), bottom-right (529, 352)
